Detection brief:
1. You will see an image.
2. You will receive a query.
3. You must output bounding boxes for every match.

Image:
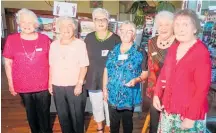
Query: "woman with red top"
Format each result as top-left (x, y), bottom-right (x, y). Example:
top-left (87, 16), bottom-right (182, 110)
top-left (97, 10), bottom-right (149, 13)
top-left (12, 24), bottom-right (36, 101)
top-left (153, 9), bottom-right (211, 132)
top-left (145, 11), bottom-right (176, 133)
top-left (3, 8), bottom-right (52, 133)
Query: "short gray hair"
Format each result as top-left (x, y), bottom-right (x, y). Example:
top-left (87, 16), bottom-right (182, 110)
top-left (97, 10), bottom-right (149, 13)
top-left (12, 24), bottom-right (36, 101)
top-left (16, 8), bottom-right (39, 25)
top-left (119, 21), bottom-right (136, 34)
top-left (155, 11), bottom-right (174, 29)
top-left (92, 8), bottom-right (110, 20)
top-left (56, 16), bottom-right (76, 31)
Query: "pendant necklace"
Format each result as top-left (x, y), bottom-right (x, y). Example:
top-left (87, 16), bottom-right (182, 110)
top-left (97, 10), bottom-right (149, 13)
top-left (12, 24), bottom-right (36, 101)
top-left (20, 36), bottom-right (39, 61)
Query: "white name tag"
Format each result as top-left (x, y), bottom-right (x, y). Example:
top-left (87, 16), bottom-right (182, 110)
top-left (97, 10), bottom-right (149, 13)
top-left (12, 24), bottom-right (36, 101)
top-left (36, 48), bottom-right (42, 52)
top-left (118, 54), bottom-right (128, 60)
top-left (161, 80), bottom-right (166, 83)
top-left (151, 52), bottom-right (157, 56)
top-left (101, 50), bottom-right (109, 57)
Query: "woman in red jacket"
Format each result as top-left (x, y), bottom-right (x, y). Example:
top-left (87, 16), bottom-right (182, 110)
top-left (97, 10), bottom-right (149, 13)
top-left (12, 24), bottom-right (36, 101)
top-left (153, 9), bottom-right (211, 133)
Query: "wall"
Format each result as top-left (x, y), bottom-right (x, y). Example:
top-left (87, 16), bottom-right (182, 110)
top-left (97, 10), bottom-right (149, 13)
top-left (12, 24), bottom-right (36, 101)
top-left (202, 1), bottom-right (216, 9)
top-left (2, 1), bottom-right (119, 15)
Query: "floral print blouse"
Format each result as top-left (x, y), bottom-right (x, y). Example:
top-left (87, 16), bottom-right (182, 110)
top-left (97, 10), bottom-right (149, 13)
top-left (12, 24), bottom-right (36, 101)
top-left (106, 43), bottom-right (143, 110)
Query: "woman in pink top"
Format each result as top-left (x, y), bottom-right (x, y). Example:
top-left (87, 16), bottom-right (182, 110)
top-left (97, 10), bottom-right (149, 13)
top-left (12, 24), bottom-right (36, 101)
top-left (3, 8), bottom-right (52, 133)
top-left (49, 16), bottom-right (89, 133)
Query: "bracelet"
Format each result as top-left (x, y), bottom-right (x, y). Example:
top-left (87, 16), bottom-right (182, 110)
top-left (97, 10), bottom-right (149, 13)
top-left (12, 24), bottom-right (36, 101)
top-left (138, 76), bottom-right (142, 82)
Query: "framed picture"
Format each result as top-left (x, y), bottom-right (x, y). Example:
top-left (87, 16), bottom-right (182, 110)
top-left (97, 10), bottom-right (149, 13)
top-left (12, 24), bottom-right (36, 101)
top-left (53, 1), bottom-right (77, 17)
top-left (90, 1), bottom-right (103, 8)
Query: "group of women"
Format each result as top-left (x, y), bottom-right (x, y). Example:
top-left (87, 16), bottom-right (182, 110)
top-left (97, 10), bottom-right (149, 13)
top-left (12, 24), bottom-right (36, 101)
top-left (3, 7), bottom-right (211, 133)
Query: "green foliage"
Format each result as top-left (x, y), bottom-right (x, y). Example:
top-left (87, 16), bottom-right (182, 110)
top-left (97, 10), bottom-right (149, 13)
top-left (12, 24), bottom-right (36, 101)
top-left (126, 1), bottom-right (149, 26)
top-left (156, 1), bottom-right (175, 13)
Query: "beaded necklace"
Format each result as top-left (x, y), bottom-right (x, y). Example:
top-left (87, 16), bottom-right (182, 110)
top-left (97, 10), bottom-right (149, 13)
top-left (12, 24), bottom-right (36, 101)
top-left (95, 30), bottom-right (110, 42)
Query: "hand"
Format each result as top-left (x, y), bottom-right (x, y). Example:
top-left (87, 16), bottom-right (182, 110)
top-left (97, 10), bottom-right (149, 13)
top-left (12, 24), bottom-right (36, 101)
top-left (153, 96), bottom-right (164, 111)
top-left (48, 85), bottom-right (53, 96)
top-left (181, 118), bottom-right (195, 130)
top-left (74, 84), bottom-right (82, 96)
top-left (103, 88), bottom-right (108, 102)
top-left (125, 78), bottom-right (138, 87)
top-left (9, 84), bottom-right (17, 96)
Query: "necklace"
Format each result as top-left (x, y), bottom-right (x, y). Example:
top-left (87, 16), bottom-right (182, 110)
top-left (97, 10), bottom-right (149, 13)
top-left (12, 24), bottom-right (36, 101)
top-left (95, 30), bottom-right (110, 42)
top-left (157, 35), bottom-right (175, 49)
top-left (20, 36), bottom-right (39, 61)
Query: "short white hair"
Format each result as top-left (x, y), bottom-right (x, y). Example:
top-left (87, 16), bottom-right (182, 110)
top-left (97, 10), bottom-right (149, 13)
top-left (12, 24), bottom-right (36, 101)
top-left (92, 8), bottom-right (110, 20)
top-left (155, 11), bottom-right (174, 29)
top-left (56, 16), bottom-right (76, 31)
top-left (119, 21), bottom-right (136, 34)
top-left (16, 8), bottom-right (39, 25)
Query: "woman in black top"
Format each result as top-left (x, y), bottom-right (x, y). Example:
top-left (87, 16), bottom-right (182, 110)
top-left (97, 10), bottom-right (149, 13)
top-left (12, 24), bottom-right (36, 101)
top-left (84, 8), bottom-right (121, 133)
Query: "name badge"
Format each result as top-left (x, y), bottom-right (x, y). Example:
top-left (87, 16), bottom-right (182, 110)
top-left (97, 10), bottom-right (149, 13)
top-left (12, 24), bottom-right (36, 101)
top-left (101, 50), bottom-right (109, 57)
top-left (118, 54), bottom-right (128, 60)
top-left (36, 48), bottom-right (43, 52)
top-left (151, 52), bottom-right (157, 56)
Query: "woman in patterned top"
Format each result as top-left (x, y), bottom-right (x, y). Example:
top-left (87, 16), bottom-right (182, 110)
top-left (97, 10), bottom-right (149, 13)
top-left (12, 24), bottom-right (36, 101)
top-left (103, 21), bottom-right (148, 133)
top-left (146, 11), bottom-right (177, 133)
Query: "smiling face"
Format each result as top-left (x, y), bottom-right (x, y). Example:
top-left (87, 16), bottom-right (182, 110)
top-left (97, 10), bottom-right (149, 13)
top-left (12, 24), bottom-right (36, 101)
top-left (93, 12), bottom-right (108, 32)
top-left (119, 24), bottom-right (135, 43)
top-left (174, 15), bottom-right (197, 42)
top-left (18, 13), bottom-right (38, 34)
top-left (157, 18), bottom-right (173, 39)
top-left (59, 19), bottom-right (75, 40)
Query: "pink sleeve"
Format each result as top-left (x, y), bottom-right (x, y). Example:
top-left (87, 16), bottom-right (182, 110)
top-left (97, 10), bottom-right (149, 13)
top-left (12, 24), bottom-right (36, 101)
top-left (49, 42), bottom-right (55, 66)
top-left (185, 51), bottom-right (211, 120)
top-left (79, 41), bottom-right (89, 67)
top-left (3, 35), bottom-right (14, 59)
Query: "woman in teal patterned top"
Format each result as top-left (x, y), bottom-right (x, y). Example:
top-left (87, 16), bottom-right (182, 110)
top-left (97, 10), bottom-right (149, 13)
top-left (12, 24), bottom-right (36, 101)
top-left (103, 21), bottom-right (148, 133)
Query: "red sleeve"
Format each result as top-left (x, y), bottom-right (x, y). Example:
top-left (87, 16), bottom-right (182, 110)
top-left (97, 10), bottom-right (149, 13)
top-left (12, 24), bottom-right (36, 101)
top-left (154, 62), bottom-right (166, 98)
top-left (153, 50), bottom-right (170, 98)
top-left (154, 44), bottom-right (175, 98)
top-left (3, 35), bottom-right (14, 59)
top-left (185, 50), bottom-right (211, 120)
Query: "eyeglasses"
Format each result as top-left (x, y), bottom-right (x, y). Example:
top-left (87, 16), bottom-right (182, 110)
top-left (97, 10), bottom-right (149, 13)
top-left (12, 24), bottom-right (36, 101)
top-left (94, 18), bottom-right (108, 23)
top-left (119, 29), bottom-right (134, 35)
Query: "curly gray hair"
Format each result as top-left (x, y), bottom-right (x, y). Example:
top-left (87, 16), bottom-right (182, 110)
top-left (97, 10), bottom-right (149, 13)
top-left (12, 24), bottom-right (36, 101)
top-left (16, 8), bottom-right (39, 25)
top-left (154, 11), bottom-right (174, 30)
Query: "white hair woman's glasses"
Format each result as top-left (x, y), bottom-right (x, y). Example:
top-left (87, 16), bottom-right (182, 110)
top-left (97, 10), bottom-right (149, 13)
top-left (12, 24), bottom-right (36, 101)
top-left (94, 18), bottom-right (108, 23)
top-left (119, 29), bottom-right (134, 36)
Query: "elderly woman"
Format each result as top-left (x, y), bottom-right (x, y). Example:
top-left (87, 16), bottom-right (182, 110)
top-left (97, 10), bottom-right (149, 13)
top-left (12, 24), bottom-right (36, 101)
top-left (153, 9), bottom-right (211, 132)
top-left (84, 8), bottom-right (121, 132)
top-left (144, 11), bottom-right (177, 133)
top-left (103, 21), bottom-right (148, 133)
top-left (49, 16), bottom-right (89, 133)
top-left (3, 8), bottom-right (52, 133)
